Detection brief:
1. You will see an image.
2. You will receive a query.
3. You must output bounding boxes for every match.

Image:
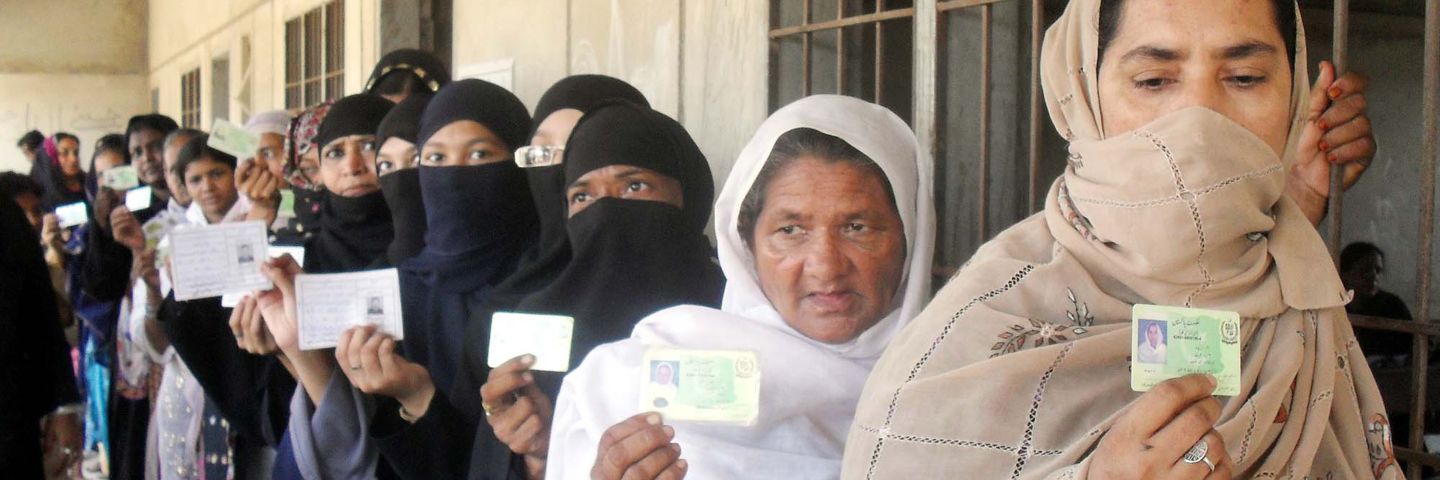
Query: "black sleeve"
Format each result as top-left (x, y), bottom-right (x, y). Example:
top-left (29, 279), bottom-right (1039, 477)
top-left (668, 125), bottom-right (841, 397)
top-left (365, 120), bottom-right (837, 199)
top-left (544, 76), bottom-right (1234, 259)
top-left (79, 225), bottom-right (132, 302)
top-left (157, 293), bottom-right (295, 446)
top-left (371, 391), bottom-right (478, 480)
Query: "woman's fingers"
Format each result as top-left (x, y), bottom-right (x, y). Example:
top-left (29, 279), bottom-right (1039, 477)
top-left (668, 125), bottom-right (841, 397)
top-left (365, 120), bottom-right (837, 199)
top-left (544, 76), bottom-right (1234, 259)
top-left (1148, 396), bottom-right (1222, 461)
top-left (594, 414), bottom-right (675, 480)
top-left (1168, 430), bottom-right (1231, 480)
top-left (620, 441), bottom-right (682, 480)
top-left (481, 354), bottom-right (536, 408)
top-left (1120, 374), bottom-right (1218, 439)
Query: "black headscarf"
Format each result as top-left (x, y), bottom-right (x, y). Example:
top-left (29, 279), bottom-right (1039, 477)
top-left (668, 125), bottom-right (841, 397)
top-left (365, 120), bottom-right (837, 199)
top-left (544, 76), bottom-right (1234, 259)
top-left (457, 102), bottom-right (724, 478)
top-left (485, 75), bottom-right (652, 311)
top-left (396, 78), bottom-right (537, 396)
top-left (364, 49), bottom-right (450, 96)
top-left (376, 93), bottom-right (433, 265)
top-left (304, 94), bottom-right (395, 273)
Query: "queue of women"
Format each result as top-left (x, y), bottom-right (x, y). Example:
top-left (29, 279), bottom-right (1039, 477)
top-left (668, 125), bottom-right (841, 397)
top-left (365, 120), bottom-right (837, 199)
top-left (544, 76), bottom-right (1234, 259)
top-left (11, 0), bottom-right (1407, 478)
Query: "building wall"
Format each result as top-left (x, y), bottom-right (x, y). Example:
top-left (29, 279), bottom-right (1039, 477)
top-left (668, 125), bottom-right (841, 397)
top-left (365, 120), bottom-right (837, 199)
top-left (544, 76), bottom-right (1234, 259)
top-left (452, 0), bottom-right (769, 195)
top-left (146, 0), bottom-right (383, 129)
top-left (0, 0), bottom-right (151, 173)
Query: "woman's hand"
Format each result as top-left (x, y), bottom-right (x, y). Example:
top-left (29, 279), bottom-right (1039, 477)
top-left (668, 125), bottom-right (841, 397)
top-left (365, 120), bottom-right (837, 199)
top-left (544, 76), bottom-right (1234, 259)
top-left (591, 413), bottom-right (687, 480)
top-left (237, 159), bottom-right (282, 226)
top-left (1290, 61), bottom-right (1376, 226)
top-left (110, 206), bottom-right (145, 251)
top-left (93, 188), bottom-right (120, 233)
top-left (255, 255), bottom-right (303, 354)
top-left (1090, 374), bottom-right (1233, 480)
top-left (230, 294), bottom-right (278, 355)
top-left (481, 354), bottom-right (554, 477)
top-left (134, 249), bottom-right (162, 295)
top-left (41, 213), bottom-right (64, 251)
top-left (336, 326), bottom-right (435, 419)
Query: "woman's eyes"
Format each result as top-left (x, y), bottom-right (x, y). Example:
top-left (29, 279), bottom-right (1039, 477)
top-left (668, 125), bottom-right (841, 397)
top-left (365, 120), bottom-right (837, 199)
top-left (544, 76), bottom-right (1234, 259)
top-left (423, 153), bottom-right (444, 165)
top-left (625, 181), bottom-right (649, 193)
top-left (777, 225), bottom-right (801, 235)
top-left (323, 148), bottom-right (344, 160)
top-left (361, 141), bottom-right (377, 152)
top-left (468, 150), bottom-right (489, 161)
top-left (844, 222), bottom-right (868, 233)
top-left (570, 192), bottom-right (591, 204)
top-left (376, 160), bottom-right (394, 173)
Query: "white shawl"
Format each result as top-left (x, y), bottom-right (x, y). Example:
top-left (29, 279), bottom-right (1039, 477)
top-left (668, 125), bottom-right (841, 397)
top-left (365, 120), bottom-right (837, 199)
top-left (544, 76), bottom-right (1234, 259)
top-left (546, 95), bottom-right (936, 479)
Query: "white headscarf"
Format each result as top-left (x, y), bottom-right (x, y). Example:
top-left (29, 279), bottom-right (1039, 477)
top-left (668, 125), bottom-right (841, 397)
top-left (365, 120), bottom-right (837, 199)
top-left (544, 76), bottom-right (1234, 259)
top-left (245, 110), bottom-right (293, 137)
top-left (546, 95), bottom-right (935, 479)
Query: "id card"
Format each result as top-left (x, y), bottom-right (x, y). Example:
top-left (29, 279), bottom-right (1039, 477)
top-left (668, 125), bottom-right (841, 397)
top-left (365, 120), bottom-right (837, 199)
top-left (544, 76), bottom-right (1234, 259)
top-left (210, 118), bottom-right (260, 159)
top-left (487, 312), bottom-right (575, 372)
top-left (169, 221), bottom-right (271, 301)
top-left (278, 189), bottom-right (296, 218)
top-left (56, 202), bottom-right (88, 228)
top-left (295, 268), bottom-right (404, 350)
top-left (639, 348), bottom-right (761, 425)
top-left (1131, 304), bottom-right (1241, 396)
top-left (220, 245), bottom-right (306, 308)
top-left (102, 165), bottom-right (140, 191)
top-left (125, 185), bottom-right (153, 211)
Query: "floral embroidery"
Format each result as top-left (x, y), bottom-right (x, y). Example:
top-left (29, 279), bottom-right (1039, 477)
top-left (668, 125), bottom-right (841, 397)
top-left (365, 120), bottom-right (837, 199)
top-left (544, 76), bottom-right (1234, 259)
top-left (991, 319), bottom-right (1089, 357)
top-left (1065, 288), bottom-right (1095, 329)
top-left (1366, 414), bottom-right (1397, 477)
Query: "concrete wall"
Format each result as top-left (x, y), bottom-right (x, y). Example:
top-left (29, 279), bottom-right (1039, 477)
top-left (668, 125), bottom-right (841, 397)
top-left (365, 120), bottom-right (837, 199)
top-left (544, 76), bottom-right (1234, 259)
top-left (147, 0), bottom-right (383, 129)
top-left (451, 0), bottom-right (769, 198)
top-left (0, 0), bottom-right (151, 173)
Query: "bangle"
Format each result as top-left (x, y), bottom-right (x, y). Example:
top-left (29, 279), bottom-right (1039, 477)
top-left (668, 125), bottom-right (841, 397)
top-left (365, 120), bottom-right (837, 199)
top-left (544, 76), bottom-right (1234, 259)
top-left (398, 404), bottom-right (420, 423)
top-left (51, 403), bottom-right (83, 417)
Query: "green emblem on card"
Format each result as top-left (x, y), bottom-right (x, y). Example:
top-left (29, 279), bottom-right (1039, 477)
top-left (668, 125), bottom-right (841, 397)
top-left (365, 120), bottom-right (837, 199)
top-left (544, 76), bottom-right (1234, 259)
top-left (1131, 304), bottom-right (1242, 396)
top-left (279, 189), bottom-right (296, 218)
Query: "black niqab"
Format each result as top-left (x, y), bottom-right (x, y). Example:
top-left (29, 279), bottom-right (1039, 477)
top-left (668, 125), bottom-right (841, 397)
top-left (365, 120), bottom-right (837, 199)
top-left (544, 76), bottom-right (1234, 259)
top-left (377, 93), bottom-right (433, 265)
top-left (304, 94), bottom-right (396, 273)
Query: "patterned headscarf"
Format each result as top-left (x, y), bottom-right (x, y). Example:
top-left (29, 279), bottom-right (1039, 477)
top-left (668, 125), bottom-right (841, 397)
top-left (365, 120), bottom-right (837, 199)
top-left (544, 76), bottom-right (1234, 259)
top-left (286, 101), bottom-right (334, 190)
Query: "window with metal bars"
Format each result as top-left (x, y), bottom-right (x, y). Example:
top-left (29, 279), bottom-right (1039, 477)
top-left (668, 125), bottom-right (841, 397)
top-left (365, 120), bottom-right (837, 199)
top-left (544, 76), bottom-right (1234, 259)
top-left (769, 0), bottom-right (916, 123)
top-left (285, 0), bottom-right (345, 109)
top-left (181, 68), bottom-right (201, 128)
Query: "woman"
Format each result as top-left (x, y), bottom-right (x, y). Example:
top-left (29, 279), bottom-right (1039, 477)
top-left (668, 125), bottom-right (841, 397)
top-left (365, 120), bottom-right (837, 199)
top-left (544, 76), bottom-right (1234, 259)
top-left (545, 95), bottom-right (935, 479)
top-left (40, 132), bottom-right (87, 210)
top-left (375, 92), bottom-right (434, 265)
top-left (304, 94), bottom-right (396, 273)
top-left (284, 100), bottom-right (333, 239)
top-left (476, 74), bottom-right (653, 314)
top-left (469, 99), bottom-right (724, 479)
top-left (842, 0), bottom-right (1398, 478)
top-left (365, 49), bottom-right (450, 104)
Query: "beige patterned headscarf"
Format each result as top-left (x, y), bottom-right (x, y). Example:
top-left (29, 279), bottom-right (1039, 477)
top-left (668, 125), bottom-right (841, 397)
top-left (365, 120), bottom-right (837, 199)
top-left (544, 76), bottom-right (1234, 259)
top-left (841, 0), bottom-right (1403, 478)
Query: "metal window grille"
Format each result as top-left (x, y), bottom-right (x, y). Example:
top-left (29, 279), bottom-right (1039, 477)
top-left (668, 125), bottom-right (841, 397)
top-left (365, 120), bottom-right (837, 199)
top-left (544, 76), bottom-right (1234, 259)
top-left (285, 0), bottom-right (345, 109)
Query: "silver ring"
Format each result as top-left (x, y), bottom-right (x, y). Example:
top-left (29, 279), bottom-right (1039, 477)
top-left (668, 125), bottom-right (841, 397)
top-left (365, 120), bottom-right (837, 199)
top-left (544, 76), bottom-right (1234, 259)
top-left (349, 364), bottom-right (362, 371)
top-left (1201, 456), bottom-right (1215, 471)
top-left (1183, 438), bottom-right (1209, 465)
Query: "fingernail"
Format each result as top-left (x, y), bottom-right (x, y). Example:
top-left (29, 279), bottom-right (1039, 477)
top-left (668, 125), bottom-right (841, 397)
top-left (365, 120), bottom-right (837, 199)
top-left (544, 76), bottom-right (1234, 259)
top-left (677, 460), bottom-right (688, 469)
top-left (521, 372), bottom-right (533, 383)
top-left (1205, 374), bottom-right (1218, 389)
top-left (521, 354), bottom-right (535, 365)
top-left (1329, 87), bottom-right (1342, 99)
top-left (663, 426), bottom-right (675, 438)
top-left (1328, 153), bottom-right (1339, 164)
top-left (646, 414), bottom-right (661, 425)
top-left (1319, 140), bottom-right (1329, 152)
top-left (670, 443), bottom-right (681, 453)
top-left (1318, 119), bottom-right (1328, 131)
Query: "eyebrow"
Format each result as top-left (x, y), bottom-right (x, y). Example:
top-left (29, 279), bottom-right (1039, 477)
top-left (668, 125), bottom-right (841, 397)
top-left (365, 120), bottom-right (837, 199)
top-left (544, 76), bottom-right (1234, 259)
top-left (423, 136), bottom-right (497, 151)
top-left (1218, 41), bottom-right (1278, 60)
top-left (1119, 45), bottom-right (1182, 64)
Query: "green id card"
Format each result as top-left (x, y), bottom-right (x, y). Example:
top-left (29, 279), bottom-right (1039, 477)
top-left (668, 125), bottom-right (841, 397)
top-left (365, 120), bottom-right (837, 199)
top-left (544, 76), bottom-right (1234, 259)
top-left (639, 348), bottom-right (761, 425)
top-left (278, 189), bottom-right (296, 218)
top-left (102, 165), bottom-right (140, 191)
top-left (1131, 304), bottom-right (1241, 396)
top-left (210, 118), bottom-right (260, 159)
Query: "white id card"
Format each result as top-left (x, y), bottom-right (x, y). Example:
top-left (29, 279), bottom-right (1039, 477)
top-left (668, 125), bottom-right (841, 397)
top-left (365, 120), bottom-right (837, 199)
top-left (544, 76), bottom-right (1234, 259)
top-left (296, 268), bottom-right (404, 350)
top-left (55, 202), bottom-right (88, 228)
top-left (169, 221), bottom-right (271, 301)
top-left (125, 186), bottom-right (153, 211)
top-left (219, 245), bottom-right (307, 307)
top-left (487, 312), bottom-right (575, 372)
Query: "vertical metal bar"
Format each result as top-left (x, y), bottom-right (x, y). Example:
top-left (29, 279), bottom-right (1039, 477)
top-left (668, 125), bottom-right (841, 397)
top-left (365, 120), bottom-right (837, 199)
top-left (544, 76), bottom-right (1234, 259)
top-left (913, 0), bottom-right (937, 168)
top-left (875, 0), bottom-right (886, 103)
top-left (1409, 1), bottom-right (1439, 476)
top-left (978, 4), bottom-right (992, 242)
top-left (836, 0), bottom-right (846, 94)
top-left (1027, 0), bottom-right (1044, 213)
top-left (803, 1), bottom-right (813, 97)
top-left (1327, 0), bottom-right (1349, 259)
